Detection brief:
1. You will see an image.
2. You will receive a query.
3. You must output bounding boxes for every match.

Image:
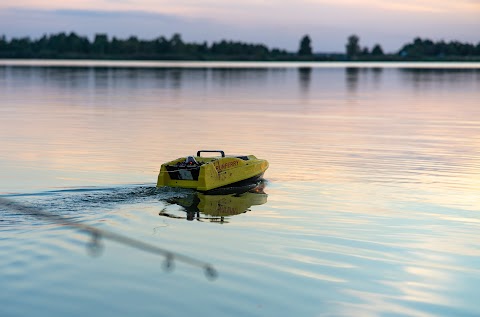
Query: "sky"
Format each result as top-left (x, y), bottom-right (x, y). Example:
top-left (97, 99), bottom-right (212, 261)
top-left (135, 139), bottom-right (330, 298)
top-left (1, 0), bottom-right (479, 53)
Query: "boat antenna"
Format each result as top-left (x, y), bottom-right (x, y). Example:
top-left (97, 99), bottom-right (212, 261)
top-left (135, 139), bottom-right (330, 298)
top-left (0, 197), bottom-right (218, 280)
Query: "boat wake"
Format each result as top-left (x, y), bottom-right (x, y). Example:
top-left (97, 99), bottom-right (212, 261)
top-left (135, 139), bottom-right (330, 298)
top-left (0, 185), bottom-right (194, 226)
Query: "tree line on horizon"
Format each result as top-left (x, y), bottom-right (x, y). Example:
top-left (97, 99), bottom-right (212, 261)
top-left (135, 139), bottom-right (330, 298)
top-left (343, 35), bottom-right (480, 60)
top-left (0, 33), bottom-right (289, 61)
top-left (0, 32), bottom-right (479, 61)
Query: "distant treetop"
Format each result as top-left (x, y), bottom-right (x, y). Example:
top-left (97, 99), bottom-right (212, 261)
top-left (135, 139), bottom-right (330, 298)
top-left (346, 35), bottom-right (361, 59)
top-left (298, 35), bottom-right (313, 56)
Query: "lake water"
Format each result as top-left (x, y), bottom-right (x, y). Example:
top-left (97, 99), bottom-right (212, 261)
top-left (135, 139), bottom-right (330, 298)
top-left (1, 61), bottom-right (480, 316)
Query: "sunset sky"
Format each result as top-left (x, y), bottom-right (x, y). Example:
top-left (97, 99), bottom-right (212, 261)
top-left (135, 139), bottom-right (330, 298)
top-left (1, 0), bottom-right (479, 53)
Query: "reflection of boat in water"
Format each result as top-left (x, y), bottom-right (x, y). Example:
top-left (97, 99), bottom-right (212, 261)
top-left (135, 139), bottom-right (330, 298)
top-left (157, 150), bottom-right (268, 194)
top-left (159, 182), bottom-right (268, 223)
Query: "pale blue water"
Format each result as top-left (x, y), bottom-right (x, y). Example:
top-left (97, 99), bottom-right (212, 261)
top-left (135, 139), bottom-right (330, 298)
top-left (1, 61), bottom-right (480, 316)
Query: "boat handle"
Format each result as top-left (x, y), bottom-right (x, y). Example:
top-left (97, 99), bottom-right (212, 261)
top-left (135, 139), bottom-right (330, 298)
top-left (197, 150), bottom-right (225, 157)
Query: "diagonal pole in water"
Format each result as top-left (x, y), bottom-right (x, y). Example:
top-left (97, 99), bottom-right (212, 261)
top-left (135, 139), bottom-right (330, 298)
top-left (0, 197), bottom-right (218, 280)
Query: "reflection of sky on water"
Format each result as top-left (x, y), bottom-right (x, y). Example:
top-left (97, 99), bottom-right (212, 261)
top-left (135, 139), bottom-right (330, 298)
top-left (1, 66), bottom-right (479, 202)
top-left (1, 63), bottom-right (480, 316)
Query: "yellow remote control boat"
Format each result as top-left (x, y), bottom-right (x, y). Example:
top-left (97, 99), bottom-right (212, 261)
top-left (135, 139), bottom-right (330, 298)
top-left (157, 150), bottom-right (268, 194)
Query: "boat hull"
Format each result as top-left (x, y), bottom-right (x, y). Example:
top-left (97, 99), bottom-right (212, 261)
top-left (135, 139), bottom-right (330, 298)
top-left (157, 153), bottom-right (268, 192)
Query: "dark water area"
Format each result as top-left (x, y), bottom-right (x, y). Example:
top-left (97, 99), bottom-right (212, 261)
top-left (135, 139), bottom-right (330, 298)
top-left (1, 61), bottom-right (480, 316)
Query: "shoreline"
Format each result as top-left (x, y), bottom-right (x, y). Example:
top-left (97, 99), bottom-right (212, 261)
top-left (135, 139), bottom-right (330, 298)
top-left (1, 59), bottom-right (480, 69)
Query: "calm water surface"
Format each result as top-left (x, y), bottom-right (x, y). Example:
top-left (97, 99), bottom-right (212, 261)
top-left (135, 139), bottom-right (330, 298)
top-left (1, 61), bottom-right (480, 316)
